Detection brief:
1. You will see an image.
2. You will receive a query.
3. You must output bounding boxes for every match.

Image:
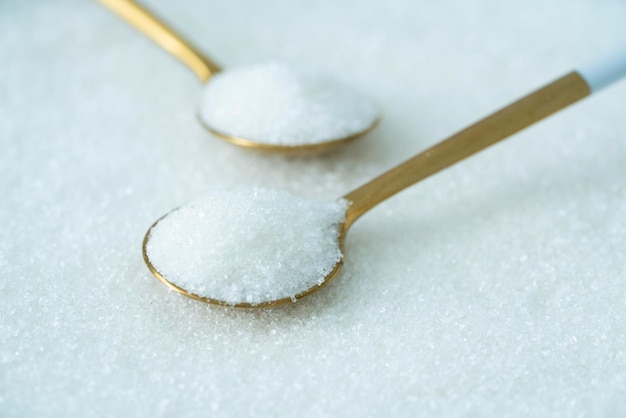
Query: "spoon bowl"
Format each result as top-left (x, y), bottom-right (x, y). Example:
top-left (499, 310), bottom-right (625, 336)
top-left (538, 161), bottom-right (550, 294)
top-left (99, 0), bottom-right (380, 154)
top-left (142, 209), bottom-right (347, 308)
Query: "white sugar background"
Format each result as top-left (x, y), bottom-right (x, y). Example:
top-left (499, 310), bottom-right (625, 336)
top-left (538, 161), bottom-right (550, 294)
top-left (1, 0), bottom-right (625, 416)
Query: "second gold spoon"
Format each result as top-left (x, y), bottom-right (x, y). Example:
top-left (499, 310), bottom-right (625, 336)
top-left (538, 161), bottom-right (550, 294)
top-left (98, 0), bottom-right (380, 154)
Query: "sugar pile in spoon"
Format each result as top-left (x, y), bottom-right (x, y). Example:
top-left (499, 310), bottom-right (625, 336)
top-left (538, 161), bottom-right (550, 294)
top-left (199, 62), bottom-right (380, 146)
top-left (145, 188), bottom-right (348, 305)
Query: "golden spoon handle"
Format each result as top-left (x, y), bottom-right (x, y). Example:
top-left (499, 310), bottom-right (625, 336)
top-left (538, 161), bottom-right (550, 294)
top-left (343, 72), bottom-right (591, 227)
top-left (98, 0), bottom-right (221, 81)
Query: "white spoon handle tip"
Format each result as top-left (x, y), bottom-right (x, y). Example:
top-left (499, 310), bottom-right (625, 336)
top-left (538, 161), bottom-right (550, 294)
top-left (578, 47), bottom-right (626, 93)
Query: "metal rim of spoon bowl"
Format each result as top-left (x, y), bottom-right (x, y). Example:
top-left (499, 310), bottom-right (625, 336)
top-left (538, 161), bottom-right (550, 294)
top-left (199, 117), bottom-right (381, 155)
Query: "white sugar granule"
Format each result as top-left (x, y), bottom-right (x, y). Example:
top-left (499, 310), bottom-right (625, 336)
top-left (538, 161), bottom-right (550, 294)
top-left (198, 62), bottom-right (380, 145)
top-left (146, 188), bottom-right (348, 305)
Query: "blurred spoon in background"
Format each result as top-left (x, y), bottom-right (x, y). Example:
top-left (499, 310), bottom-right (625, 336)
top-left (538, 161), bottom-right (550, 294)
top-left (98, 0), bottom-right (380, 155)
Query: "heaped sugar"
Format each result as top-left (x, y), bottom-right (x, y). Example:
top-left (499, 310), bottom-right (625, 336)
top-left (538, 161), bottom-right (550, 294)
top-left (146, 188), bottom-right (348, 305)
top-left (198, 62), bottom-right (380, 146)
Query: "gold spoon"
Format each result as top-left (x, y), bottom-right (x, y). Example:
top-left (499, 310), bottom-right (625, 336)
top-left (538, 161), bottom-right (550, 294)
top-left (98, 0), bottom-right (380, 155)
top-left (143, 50), bottom-right (626, 308)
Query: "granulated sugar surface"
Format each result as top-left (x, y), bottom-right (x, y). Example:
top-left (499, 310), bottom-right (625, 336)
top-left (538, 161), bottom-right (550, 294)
top-left (146, 188), bottom-right (346, 304)
top-left (2, 0), bottom-right (626, 417)
top-left (199, 62), bottom-right (380, 145)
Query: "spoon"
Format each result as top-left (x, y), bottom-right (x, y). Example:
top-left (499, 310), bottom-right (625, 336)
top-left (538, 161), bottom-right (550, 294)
top-left (143, 48), bottom-right (626, 308)
top-left (98, 0), bottom-right (380, 154)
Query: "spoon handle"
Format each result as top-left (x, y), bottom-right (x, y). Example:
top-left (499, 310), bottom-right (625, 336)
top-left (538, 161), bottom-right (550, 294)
top-left (98, 0), bottom-right (221, 81)
top-left (344, 49), bottom-right (626, 228)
